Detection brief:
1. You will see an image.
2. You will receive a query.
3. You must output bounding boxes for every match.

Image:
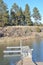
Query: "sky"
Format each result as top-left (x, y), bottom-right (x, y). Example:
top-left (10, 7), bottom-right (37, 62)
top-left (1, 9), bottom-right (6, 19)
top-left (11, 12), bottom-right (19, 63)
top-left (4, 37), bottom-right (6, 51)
top-left (3, 0), bottom-right (43, 23)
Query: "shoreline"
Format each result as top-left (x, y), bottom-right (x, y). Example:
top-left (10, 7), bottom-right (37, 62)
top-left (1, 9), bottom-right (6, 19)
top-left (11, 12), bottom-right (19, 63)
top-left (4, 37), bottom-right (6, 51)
top-left (0, 36), bottom-right (43, 45)
top-left (0, 26), bottom-right (43, 45)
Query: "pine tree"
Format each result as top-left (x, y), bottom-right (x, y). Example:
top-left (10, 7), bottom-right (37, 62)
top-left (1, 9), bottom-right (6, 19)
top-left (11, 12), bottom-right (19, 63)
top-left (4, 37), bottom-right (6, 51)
top-left (0, 0), bottom-right (9, 26)
top-left (11, 3), bottom-right (19, 25)
top-left (32, 7), bottom-right (41, 25)
top-left (24, 4), bottom-right (33, 26)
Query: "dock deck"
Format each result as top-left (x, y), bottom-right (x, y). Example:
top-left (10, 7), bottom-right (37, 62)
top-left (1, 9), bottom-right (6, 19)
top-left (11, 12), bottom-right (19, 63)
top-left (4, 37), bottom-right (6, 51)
top-left (37, 62), bottom-right (43, 65)
top-left (17, 57), bottom-right (35, 65)
top-left (17, 57), bottom-right (43, 65)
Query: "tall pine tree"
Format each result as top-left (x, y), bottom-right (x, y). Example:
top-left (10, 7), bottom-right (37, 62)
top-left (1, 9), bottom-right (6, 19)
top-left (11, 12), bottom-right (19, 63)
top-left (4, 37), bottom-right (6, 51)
top-left (24, 4), bottom-right (33, 26)
top-left (0, 0), bottom-right (9, 26)
top-left (32, 7), bottom-right (41, 25)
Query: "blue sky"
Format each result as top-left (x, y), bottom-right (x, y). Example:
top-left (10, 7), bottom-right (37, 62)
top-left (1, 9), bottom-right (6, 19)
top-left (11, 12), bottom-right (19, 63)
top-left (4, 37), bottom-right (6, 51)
top-left (3, 0), bottom-right (43, 23)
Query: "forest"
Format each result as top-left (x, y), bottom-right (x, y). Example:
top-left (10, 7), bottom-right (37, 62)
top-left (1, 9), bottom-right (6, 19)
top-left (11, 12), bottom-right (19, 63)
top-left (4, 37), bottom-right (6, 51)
top-left (0, 0), bottom-right (42, 27)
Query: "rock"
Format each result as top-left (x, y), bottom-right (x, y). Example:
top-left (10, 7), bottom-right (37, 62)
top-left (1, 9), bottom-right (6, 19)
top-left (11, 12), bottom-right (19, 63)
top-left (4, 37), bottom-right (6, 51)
top-left (0, 31), bottom-right (4, 37)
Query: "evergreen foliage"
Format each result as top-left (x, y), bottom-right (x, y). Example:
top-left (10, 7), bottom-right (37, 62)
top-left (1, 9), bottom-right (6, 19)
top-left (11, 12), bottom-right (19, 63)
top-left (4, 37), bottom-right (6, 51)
top-left (0, 0), bottom-right (42, 26)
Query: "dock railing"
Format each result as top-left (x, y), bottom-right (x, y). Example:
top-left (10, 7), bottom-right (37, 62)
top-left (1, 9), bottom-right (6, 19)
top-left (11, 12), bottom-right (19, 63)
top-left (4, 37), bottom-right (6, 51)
top-left (3, 40), bottom-right (33, 58)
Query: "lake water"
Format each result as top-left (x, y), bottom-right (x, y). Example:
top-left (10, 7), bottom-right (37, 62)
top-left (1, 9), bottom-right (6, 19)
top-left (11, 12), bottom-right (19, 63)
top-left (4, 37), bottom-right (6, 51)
top-left (32, 38), bottom-right (43, 62)
top-left (0, 38), bottom-right (43, 65)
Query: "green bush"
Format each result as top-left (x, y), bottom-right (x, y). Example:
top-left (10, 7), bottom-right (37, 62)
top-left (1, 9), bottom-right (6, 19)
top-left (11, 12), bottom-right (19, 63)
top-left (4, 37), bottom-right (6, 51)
top-left (36, 27), bottom-right (41, 32)
top-left (29, 28), bottom-right (33, 32)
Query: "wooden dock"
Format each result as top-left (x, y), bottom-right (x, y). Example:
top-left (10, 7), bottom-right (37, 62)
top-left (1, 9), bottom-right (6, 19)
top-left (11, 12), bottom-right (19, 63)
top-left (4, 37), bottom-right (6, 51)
top-left (37, 62), bottom-right (43, 65)
top-left (3, 46), bottom-right (33, 58)
top-left (17, 57), bottom-right (35, 65)
top-left (17, 57), bottom-right (43, 65)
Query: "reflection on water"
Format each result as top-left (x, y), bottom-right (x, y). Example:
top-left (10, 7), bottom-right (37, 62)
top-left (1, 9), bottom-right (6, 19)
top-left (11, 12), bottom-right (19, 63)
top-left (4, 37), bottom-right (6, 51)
top-left (0, 38), bottom-right (43, 65)
top-left (9, 56), bottom-right (21, 65)
top-left (32, 38), bottom-right (43, 62)
top-left (0, 56), bottom-right (21, 65)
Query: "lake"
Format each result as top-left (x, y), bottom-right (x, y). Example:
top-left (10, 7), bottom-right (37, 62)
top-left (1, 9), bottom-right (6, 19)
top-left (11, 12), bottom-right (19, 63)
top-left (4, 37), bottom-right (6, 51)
top-left (32, 38), bottom-right (43, 62)
top-left (0, 38), bottom-right (43, 65)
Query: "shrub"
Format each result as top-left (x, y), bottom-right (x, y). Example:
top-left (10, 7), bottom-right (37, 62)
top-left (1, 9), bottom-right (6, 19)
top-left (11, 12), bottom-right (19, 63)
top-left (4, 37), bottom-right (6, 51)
top-left (29, 28), bottom-right (33, 32)
top-left (36, 27), bottom-right (41, 32)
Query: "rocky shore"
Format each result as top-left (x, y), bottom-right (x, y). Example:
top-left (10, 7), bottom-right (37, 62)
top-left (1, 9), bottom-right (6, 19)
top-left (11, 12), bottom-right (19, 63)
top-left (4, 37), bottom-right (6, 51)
top-left (0, 26), bottom-right (43, 45)
top-left (0, 26), bottom-right (43, 38)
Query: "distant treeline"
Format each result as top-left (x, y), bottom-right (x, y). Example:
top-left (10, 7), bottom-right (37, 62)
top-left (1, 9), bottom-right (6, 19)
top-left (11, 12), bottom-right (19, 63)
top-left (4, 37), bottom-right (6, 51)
top-left (0, 0), bottom-right (42, 26)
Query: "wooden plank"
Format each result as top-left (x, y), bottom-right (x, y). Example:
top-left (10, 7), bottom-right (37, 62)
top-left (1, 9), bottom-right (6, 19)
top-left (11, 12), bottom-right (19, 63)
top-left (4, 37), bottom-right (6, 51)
top-left (6, 46), bottom-right (29, 49)
top-left (6, 46), bottom-right (21, 49)
top-left (4, 54), bottom-right (21, 57)
top-left (3, 50), bottom-right (21, 53)
top-left (37, 62), bottom-right (43, 65)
